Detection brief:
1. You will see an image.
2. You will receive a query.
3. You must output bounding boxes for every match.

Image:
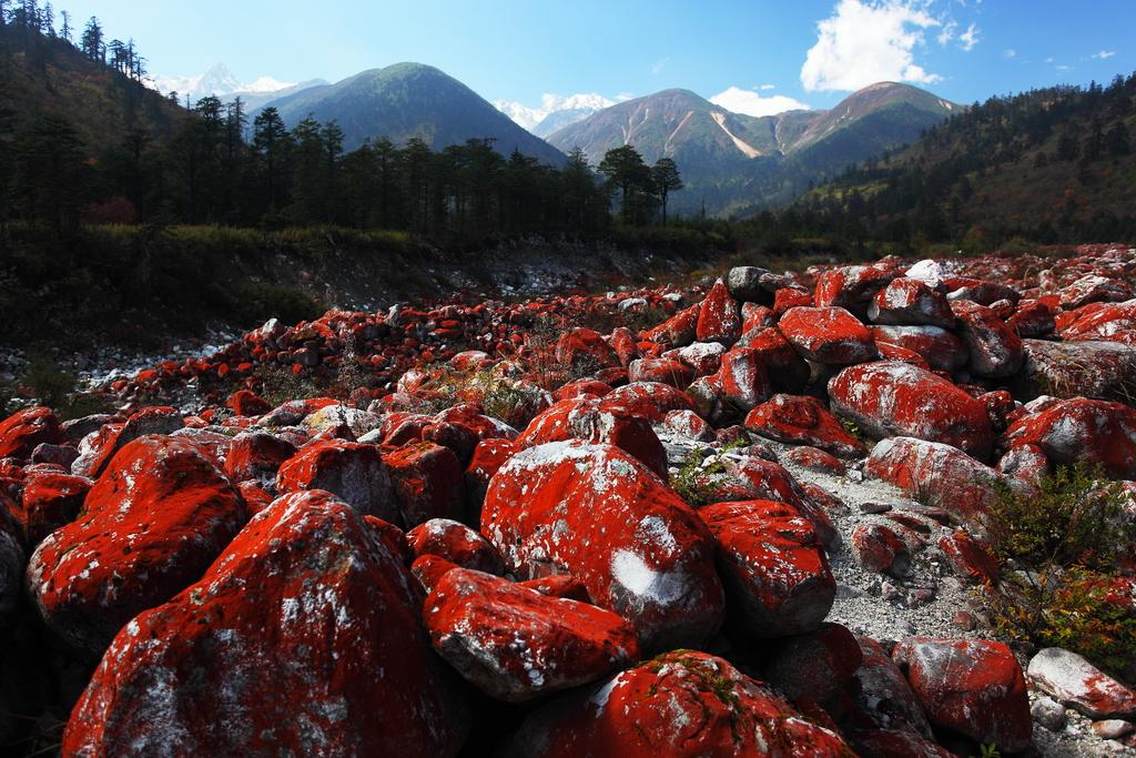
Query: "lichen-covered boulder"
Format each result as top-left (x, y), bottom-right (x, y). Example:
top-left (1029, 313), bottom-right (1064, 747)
top-left (1060, 299), bottom-right (1136, 345)
top-left (699, 500), bottom-right (835, 637)
top-left (0, 406), bottom-right (61, 460)
top-left (555, 328), bottom-right (619, 372)
top-left (1016, 338), bottom-right (1136, 402)
top-left (828, 362), bottom-right (994, 460)
top-left (865, 436), bottom-right (1003, 520)
top-left (744, 394), bottom-right (867, 458)
top-left (407, 518), bottom-right (504, 575)
top-left (867, 277), bottom-right (954, 328)
top-left (481, 441), bottom-right (724, 650)
top-left (383, 442), bottom-right (465, 527)
top-left (949, 299), bottom-right (1024, 378)
top-left (63, 490), bottom-right (469, 757)
top-left (423, 568), bottom-right (639, 702)
top-left (892, 637), bottom-right (1032, 753)
top-left (28, 436), bottom-right (247, 654)
top-left (506, 650), bottom-right (854, 757)
top-left (1027, 647), bottom-right (1136, 719)
top-left (696, 279), bottom-right (742, 344)
top-left (779, 306), bottom-right (878, 365)
top-left (869, 325), bottom-right (968, 372)
top-left (17, 471), bottom-right (91, 546)
top-left (1005, 397), bottom-right (1136, 479)
top-left (276, 439), bottom-right (397, 521)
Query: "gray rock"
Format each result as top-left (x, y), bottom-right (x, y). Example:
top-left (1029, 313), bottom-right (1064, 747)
top-left (1032, 695), bottom-right (1068, 731)
top-left (726, 266), bottom-right (771, 303)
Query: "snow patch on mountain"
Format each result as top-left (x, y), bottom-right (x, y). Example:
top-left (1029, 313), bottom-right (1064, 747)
top-left (150, 63), bottom-right (297, 101)
top-left (494, 92), bottom-right (628, 135)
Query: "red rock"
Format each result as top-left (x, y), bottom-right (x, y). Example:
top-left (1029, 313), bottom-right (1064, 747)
top-left (72, 406), bottom-right (184, 479)
top-left (1027, 647), bottom-right (1136, 719)
top-left (949, 299), bottom-right (1024, 378)
top-left (938, 530), bottom-right (999, 584)
top-left (412, 554), bottom-right (461, 594)
top-left (508, 650), bottom-right (853, 756)
top-left (849, 636), bottom-right (934, 737)
top-left (519, 574), bottom-right (590, 601)
top-left (943, 277), bottom-right (1020, 306)
top-left (892, 637), bottom-right (1032, 752)
top-left (225, 389), bottom-right (271, 417)
top-left (225, 431), bottom-right (296, 485)
top-left (815, 265), bottom-right (896, 311)
top-left (555, 328), bottom-right (619, 373)
top-left (518, 395), bottom-right (668, 479)
top-left (868, 277), bottom-right (955, 328)
top-left (762, 622), bottom-right (862, 708)
top-left (828, 362), bottom-right (995, 460)
top-left (63, 490), bottom-right (469, 756)
top-left (715, 456), bottom-right (839, 548)
top-left (660, 409), bottom-right (714, 441)
top-left (609, 326), bottom-right (639, 367)
top-left (27, 436), bottom-right (247, 653)
top-left (642, 304), bottom-right (698, 347)
top-left (714, 345), bottom-right (773, 416)
top-left (1061, 300), bottom-right (1136, 345)
top-left (463, 438), bottom-right (521, 521)
top-left (553, 379), bottom-right (612, 401)
top-left (1008, 300), bottom-right (1056, 337)
top-left (869, 325), bottom-right (968, 372)
top-left (737, 326), bottom-right (810, 391)
top-left (745, 394), bottom-right (867, 458)
top-left (1005, 397), bottom-right (1136, 479)
top-left (773, 286), bottom-right (813, 315)
top-left (424, 568), bottom-right (639, 702)
top-left (779, 306), bottom-right (878, 365)
top-left (670, 341), bottom-right (726, 375)
top-left (742, 301), bottom-right (777, 331)
top-left (481, 441), bottom-right (724, 650)
top-left (851, 523), bottom-right (909, 576)
top-left (0, 407), bottom-right (61, 460)
top-left (866, 436), bottom-right (1003, 520)
top-left (695, 279), bottom-right (742, 344)
top-left (235, 480), bottom-right (274, 515)
top-left (627, 358), bottom-right (694, 389)
top-left (276, 439), bottom-right (398, 521)
top-left (1059, 275), bottom-right (1132, 309)
top-left (873, 339), bottom-right (931, 369)
top-left (407, 518), bottom-right (504, 575)
top-left (699, 500), bottom-right (835, 637)
top-left (851, 730), bottom-right (956, 758)
top-left (384, 442), bottom-right (465, 527)
top-left (17, 471), bottom-right (91, 546)
top-left (996, 442), bottom-right (1049, 490)
top-left (784, 446), bottom-right (847, 475)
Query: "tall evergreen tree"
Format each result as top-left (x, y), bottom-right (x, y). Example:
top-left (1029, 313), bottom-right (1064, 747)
top-left (252, 107), bottom-right (290, 212)
top-left (598, 145), bottom-right (654, 225)
top-left (651, 157), bottom-right (683, 225)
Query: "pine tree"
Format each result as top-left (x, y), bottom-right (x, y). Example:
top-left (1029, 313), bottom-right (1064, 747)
top-left (59, 9), bottom-right (70, 41)
top-left (598, 145), bottom-right (654, 225)
top-left (651, 157), bottom-right (683, 225)
top-left (252, 107), bottom-right (291, 212)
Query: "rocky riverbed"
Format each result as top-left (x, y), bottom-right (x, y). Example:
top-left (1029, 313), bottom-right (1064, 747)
top-left (1, 243), bottom-right (1135, 756)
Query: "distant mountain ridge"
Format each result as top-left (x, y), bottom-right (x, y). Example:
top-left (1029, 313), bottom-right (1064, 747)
top-left (494, 93), bottom-right (624, 138)
top-left (261, 62), bottom-right (565, 164)
top-left (149, 63), bottom-right (327, 109)
top-left (547, 82), bottom-right (957, 215)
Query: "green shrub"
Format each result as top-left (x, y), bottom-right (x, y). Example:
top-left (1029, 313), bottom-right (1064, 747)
top-left (981, 465), bottom-right (1136, 678)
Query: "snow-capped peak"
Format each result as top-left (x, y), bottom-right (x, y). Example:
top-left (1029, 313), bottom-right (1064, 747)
top-left (494, 92), bottom-right (628, 133)
top-left (149, 63), bottom-right (297, 101)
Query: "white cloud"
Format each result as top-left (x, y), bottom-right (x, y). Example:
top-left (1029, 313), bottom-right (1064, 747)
top-left (958, 23), bottom-right (979, 51)
top-left (1045, 56), bottom-right (1055, 64)
top-left (759, 83), bottom-right (777, 90)
top-left (801, 0), bottom-right (943, 92)
top-left (651, 58), bottom-right (669, 75)
top-left (710, 86), bottom-right (812, 117)
top-left (1003, 48), bottom-right (1017, 59)
top-left (937, 20), bottom-right (957, 46)
top-left (1092, 50), bottom-right (1116, 60)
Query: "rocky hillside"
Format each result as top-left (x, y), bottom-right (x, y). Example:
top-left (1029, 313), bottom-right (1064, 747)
top-left (547, 82), bottom-right (956, 215)
top-left (2, 246), bottom-right (1136, 755)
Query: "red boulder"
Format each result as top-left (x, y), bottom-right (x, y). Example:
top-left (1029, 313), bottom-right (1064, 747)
top-left (779, 307), bottom-right (878, 365)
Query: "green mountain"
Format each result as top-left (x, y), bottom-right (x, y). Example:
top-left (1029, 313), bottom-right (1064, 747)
top-left (0, 23), bottom-right (185, 152)
top-left (262, 62), bottom-right (565, 164)
top-left (798, 74), bottom-right (1136, 242)
top-left (547, 82), bottom-right (956, 216)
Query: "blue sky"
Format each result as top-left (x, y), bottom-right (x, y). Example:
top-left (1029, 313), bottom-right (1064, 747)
top-left (56, 0), bottom-right (1134, 114)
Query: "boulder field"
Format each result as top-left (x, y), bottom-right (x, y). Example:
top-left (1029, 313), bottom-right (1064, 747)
top-left (1, 244), bottom-right (1135, 755)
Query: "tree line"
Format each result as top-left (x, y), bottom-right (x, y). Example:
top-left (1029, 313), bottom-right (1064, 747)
top-left (0, 8), bottom-right (687, 242)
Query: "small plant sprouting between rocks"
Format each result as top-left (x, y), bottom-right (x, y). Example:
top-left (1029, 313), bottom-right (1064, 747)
top-left (980, 464), bottom-right (1136, 679)
top-left (671, 438), bottom-right (749, 507)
